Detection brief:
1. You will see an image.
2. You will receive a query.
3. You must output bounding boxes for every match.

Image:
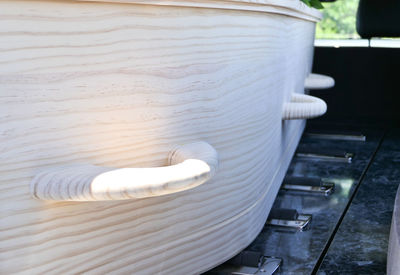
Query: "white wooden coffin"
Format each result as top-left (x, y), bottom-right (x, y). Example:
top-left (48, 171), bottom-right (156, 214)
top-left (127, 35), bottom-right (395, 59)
top-left (0, 1), bottom-right (323, 274)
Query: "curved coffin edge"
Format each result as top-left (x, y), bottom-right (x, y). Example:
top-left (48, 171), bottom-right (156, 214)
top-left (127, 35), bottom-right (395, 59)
top-left (305, 73), bottom-right (335, 90)
top-left (77, 0), bottom-right (323, 22)
top-left (388, 186), bottom-right (400, 275)
top-left (196, 119), bottom-right (306, 274)
top-left (30, 141), bottom-right (219, 201)
top-left (282, 93), bottom-right (327, 120)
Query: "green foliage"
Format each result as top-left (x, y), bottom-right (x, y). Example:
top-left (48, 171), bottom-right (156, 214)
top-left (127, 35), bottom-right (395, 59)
top-left (315, 0), bottom-right (360, 39)
top-left (301, 0), bottom-right (324, 9)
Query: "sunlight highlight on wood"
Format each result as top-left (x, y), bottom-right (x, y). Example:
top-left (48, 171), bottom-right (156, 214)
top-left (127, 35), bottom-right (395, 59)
top-left (31, 141), bottom-right (218, 201)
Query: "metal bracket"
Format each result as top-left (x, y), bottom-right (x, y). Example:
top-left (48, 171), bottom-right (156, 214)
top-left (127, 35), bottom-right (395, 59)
top-left (304, 130), bottom-right (366, 142)
top-left (266, 208), bottom-right (312, 231)
top-left (281, 176), bottom-right (335, 196)
top-left (296, 148), bottom-right (354, 163)
top-left (208, 255), bottom-right (282, 275)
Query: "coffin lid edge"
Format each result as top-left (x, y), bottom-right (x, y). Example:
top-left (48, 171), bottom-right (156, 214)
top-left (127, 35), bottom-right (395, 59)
top-left (76, 0), bottom-right (323, 22)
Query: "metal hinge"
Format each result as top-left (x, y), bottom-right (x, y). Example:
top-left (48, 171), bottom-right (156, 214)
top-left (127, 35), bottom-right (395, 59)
top-left (281, 176), bottom-right (335, 196)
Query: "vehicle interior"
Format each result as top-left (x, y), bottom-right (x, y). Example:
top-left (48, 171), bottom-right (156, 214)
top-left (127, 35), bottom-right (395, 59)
top-left (1, 0), bottom-right (399, 274)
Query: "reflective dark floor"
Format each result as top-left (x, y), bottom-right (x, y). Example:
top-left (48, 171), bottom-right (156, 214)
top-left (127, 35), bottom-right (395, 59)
top-left (318, 128), bottom-right (400, 275)
top-left (204, 123), bottom-right (400, 275)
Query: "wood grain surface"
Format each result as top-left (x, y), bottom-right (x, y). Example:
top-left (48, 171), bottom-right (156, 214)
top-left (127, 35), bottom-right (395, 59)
top-left (0, 1), bottom-right (317, 274)
top-left (31, 141), bottom-right (219, 201)
top-left (77, 0), bottom-right (323, 22)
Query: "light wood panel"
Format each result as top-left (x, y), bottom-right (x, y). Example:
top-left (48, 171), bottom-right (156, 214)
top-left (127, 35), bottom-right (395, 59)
top-left (0, 1), bottom-right (318, 274)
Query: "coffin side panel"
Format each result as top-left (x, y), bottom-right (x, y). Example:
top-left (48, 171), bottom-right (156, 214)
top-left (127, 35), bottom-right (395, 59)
top-left (0, 1), bottom-right (315, 274)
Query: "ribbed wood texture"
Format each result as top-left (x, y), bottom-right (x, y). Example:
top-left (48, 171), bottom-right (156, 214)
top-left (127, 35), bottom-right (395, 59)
top-left (0, 1), bottom-right (317, 274)
top-left (282, 93), bottom-right (327, 120)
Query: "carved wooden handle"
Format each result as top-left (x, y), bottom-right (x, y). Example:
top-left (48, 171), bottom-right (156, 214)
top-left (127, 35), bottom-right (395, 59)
top-left (282, 93), bottom-right (327, 120)
top-left (304, 73), bottom-right (335, 90)
top-left (31, 141), bottom-right (219, 201)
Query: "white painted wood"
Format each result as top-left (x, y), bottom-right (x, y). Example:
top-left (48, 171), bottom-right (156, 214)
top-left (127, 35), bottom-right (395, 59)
top-left (78, 0), bottom-right (323, 22)
top-left (0, 1), bottom-right (321, 274)
top-left (31, 141), bottom-right (219, 201)
top-left (282, 93), bottom-right (327, 120)
top-left (305, 73), bottom-right (335, 90)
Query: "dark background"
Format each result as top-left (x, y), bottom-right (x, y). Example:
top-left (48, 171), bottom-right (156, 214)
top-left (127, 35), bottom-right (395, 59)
top-left (310, 46), bottom-right (400, 125)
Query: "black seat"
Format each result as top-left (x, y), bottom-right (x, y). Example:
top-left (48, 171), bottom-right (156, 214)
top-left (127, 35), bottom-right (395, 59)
top-left (357, 0), bottom-right (400, 38)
